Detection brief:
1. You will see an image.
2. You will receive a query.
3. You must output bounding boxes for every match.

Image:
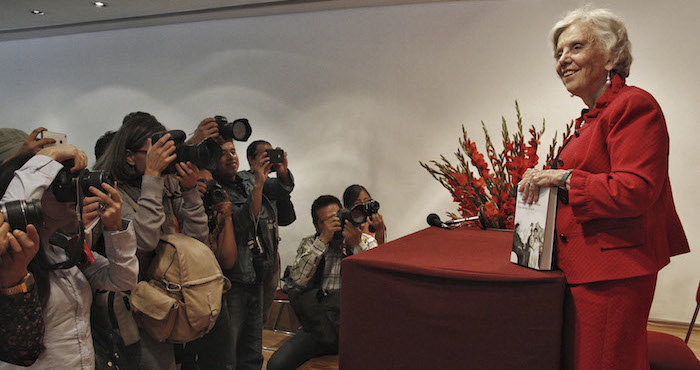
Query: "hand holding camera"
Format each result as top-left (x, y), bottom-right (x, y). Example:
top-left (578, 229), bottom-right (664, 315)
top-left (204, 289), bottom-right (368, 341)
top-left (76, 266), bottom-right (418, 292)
top-left (341, 220), bottom-right (362, 247)
top-left (190, 118), bottom-right (220, 145)
top-left (174, 162), bottom-right (200, 190)
top-left (88, 183), bottom-right (123, 232)
top-left (318, 214), bottom-right (342, 244)
top-left (16, 127), bottom-right (57, 157)
top-left (82, 196), bottom-right (101, 226)
top-left (0, 213), bottom-right (40, 289)
top-left (37, 144), bottom-right (88, 173)
top-left (145, 133), bottom-right (177, 177)
top-left (252, 148), bottom-right (274, 184)
top-left (266, 148), bottom-right (287, 174)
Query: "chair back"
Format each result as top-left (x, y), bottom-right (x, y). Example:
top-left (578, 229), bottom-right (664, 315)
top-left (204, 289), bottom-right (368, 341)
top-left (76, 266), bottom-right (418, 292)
top-left (686, 280), bottom-right (700, 343)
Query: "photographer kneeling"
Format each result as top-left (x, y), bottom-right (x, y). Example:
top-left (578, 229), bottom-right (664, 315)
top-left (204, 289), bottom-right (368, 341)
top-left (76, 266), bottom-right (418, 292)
top-left (268, 195), bottom-right (377, 370)
top-left (0, 144), bottom-right (138, 370)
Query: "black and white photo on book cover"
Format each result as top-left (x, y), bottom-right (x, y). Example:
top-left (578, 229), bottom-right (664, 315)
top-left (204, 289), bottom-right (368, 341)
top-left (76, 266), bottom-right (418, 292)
top-left (510, 186), bottom-right (558, 270)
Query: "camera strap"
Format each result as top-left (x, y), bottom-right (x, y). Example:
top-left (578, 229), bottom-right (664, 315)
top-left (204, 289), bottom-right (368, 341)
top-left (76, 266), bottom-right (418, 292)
top-left (48, 178), bottom-right (92, 270)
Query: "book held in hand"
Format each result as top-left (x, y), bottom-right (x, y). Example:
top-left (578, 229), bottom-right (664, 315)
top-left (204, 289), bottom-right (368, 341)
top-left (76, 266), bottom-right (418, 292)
top-left (510, 186), bottom-right (558, 270)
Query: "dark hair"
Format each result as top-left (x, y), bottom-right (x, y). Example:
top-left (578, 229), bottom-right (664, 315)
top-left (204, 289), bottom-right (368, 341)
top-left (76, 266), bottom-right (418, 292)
top-left (122, 111), bottom-right (158, 126)
top-left (311, 195), bottom-right (341, 226)
top-left (94, 130), bottom-right (117, 160)
top-left (246, 140), bottom-right (270, 160)
top-left (343, 184), bottom-right (370, 209)
top-left (93, 112), bottom-right (166, 183)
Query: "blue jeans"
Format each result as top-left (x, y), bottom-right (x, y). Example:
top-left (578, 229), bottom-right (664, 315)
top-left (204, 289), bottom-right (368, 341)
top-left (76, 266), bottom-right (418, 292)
top-left (266, 330), bottom-right (337, 370)
top-left (225, 282), bottom-right (264, 370)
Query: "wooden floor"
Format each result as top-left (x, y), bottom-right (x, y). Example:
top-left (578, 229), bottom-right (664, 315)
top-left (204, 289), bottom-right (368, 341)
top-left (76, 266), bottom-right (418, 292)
top-left (261, 322), bottom-right (699, 369)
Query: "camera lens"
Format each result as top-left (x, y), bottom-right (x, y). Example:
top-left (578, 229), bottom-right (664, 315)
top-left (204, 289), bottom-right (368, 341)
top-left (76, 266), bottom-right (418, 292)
top-left (195, 138), bottom-right (223, 171)
top-left (349, 206), bottom-right (367, 226)
top-left (231, 119), bottom-right (252, 142)
top-left (0, 199), bottom-right (43, 231)
top-left (80, 170), bottom-right (114, 192)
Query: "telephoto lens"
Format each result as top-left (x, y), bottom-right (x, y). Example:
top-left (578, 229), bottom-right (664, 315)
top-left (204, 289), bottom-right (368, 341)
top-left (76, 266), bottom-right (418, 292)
top-left (151, 130), bottom-right (222, 173)
top-left (51, 160), bottom-right (115, 202)
top-left (215, 115), bottom-right (252, 142)
top-left (0, 199), bottom-right (43, 231)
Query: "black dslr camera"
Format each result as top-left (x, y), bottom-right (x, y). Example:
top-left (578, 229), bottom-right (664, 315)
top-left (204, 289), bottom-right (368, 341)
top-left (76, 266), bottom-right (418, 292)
top-left (214, 116), bottom-right (252, 142)
top-left (51, 160), bottom-right (115, 202)
top-left (202, 180), bottom-right (227, 208)
top-left (151, 130), bottom-right (222, 173)
top-left (333, 200), bottom-right (380, 240)
top-left (0, 199), bottom-right (43, 231)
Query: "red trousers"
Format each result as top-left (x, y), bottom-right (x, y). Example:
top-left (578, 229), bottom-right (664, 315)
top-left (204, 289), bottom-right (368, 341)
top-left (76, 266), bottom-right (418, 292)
top-left (563, 274), bottom-right (657, 370)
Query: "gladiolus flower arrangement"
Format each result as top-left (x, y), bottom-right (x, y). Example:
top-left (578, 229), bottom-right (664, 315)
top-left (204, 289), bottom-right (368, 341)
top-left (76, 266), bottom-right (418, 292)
top-left (420, 102), bottom-right (572, 229)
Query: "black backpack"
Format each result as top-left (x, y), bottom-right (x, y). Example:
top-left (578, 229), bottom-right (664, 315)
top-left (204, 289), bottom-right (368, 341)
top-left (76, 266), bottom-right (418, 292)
top-left (282, 257), bottom-right (340, 349)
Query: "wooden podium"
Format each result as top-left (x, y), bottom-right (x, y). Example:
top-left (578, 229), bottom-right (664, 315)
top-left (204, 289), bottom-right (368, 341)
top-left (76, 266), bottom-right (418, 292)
top-left (339, 227), bottom-right (566, 370)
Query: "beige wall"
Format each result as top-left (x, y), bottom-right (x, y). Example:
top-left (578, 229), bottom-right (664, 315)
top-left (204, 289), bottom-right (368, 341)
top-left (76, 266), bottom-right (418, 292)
top-left (1, 0), bottom-right (697, 322)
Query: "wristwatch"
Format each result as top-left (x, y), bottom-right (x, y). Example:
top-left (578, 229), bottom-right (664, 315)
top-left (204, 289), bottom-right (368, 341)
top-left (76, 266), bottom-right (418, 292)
top-left (0, 273), bottom-right (35, 295)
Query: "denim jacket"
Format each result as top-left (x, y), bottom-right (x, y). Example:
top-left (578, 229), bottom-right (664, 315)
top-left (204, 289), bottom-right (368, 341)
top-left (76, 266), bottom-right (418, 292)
top-left (217, 171), bottom-right (295, 284)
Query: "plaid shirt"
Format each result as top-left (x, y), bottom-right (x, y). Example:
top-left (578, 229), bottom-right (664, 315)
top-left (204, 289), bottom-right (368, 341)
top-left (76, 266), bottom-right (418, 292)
top-left (289, 233), bottom-right (377, 291)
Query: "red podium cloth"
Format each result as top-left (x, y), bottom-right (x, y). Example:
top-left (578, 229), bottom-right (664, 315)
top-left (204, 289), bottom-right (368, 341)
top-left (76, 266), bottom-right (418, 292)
top-left (339, 227), bottom-right (566, 370)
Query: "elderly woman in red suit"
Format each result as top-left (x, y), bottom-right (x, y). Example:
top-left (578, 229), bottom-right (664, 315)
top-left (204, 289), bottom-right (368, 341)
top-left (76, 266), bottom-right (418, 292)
top-left (518, 7), bottom-right (690, 369)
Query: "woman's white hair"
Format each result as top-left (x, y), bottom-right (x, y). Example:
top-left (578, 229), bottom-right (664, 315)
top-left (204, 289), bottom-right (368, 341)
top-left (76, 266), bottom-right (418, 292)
top-left (550, 6), bottom-right (632, 78)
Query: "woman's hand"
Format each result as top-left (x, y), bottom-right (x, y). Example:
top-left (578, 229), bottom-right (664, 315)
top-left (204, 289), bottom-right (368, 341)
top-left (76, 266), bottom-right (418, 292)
top-left (89, 183), bottom-right (124, 231)
top-left (518, 168), bottom-right (569, 204)
top-left (0, 219), bottom-right (40, 288)
top-left (174, 162), bottom-right (199, 190)
top-left (368, 213), bottom-right (385, 232)
top-left (82, 196), bottom-right (101, 226)
top-left (37, 144), bottom-right (88, 172)
top-left (145, 134), bottom-right (176, 177)
top-left (368, 213), bottom-right (386, 244)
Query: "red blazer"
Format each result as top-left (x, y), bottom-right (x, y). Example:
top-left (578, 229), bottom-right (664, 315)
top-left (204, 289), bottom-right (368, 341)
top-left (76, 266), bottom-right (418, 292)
top-left (556, 75), bottom-right (689, 284)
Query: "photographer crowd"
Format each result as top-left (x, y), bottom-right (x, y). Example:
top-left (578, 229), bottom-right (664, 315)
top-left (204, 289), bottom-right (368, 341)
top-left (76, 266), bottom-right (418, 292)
top-left (0, 114), bottom-right (387, 370)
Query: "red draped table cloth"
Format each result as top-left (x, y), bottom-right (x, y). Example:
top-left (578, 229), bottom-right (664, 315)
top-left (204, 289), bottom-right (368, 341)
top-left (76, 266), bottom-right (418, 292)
top-left (339, 227), bottom-right (566, 370)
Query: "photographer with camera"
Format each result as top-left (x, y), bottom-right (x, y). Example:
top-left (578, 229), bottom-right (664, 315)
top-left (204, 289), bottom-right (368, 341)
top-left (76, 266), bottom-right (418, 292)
top-left (94, 112), bottom-right (208, 370)
top-left (0, 144), bottom-right (138, 370)
top-left (268, 195), bottom-right (377, 370)
top-left (243, 140), bottom-right (296, 323)
top-left (342, 184), bottom-right (387, 245)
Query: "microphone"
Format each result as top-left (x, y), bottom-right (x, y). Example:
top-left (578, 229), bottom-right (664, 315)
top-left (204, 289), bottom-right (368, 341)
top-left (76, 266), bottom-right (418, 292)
top-left (427, 213), bottom-right (450, 229)
top-left (444, 215), bottom-right (480, 225)
top-left (427, 208), bottom-right (487, 230)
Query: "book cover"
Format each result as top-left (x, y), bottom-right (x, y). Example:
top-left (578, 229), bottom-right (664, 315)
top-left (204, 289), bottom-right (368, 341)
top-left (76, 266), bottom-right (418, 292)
top-left (510, 186), bottom-right (558, 270)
